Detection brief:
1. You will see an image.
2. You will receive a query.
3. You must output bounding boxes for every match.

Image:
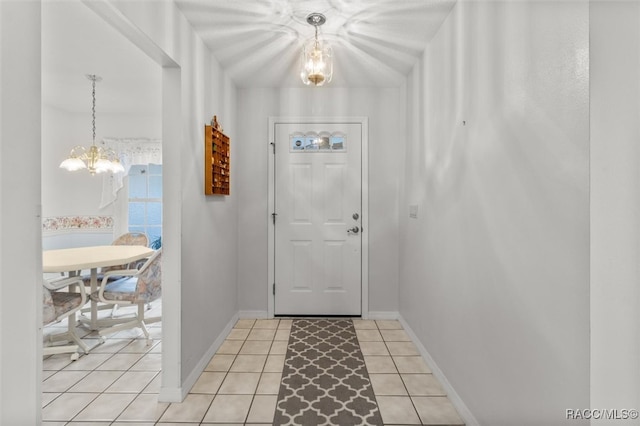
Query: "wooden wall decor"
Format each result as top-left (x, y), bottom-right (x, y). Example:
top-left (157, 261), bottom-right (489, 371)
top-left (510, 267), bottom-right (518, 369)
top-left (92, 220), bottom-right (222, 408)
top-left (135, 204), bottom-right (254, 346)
top-left (204, 117), bottom-right (230, 195)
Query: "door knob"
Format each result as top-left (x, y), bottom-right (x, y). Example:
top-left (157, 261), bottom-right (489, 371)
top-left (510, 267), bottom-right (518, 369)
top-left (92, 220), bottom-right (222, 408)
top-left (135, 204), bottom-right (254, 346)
top-left (347, 226), bottom-right (360, 234)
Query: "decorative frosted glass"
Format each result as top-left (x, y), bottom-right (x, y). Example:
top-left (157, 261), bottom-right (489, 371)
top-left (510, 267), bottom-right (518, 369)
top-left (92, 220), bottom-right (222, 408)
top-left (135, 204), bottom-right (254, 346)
top-left (290, 132), bottom-right (346, 152)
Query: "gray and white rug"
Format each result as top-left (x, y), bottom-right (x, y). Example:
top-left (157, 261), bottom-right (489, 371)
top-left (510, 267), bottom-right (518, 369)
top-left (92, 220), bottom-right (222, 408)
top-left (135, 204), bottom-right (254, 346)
top-left (273, 318), bottom-right (383, 426)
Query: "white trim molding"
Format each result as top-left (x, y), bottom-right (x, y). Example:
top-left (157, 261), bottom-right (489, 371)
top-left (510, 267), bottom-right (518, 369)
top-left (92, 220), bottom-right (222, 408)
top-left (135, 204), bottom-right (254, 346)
top-left (239, 310), bottom-right (269, 319)
top-left (398, 315), bottom-right (480, 426)
top-left (159, 312), bottom-right (239, 402)
top-left (367, 311), bottom-right (400, 320)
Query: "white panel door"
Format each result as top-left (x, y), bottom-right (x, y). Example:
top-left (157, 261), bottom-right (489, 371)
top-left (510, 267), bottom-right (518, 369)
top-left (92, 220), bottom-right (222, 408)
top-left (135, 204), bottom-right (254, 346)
top-left (274, 122), bottom-right (362, 315)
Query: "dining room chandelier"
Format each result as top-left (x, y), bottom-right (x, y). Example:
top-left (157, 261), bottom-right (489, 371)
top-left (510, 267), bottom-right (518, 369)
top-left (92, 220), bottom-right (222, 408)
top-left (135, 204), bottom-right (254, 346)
top-left (300, 13), bottom-right (333, 86)
top-left (59, 75), bottom-right (124, 175)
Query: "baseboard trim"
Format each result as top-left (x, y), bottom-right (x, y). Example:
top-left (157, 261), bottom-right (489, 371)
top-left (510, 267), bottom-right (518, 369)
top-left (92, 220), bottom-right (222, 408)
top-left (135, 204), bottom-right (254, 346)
top-left (239, 310), bottom-right (268, 319)
top-left (367, 311), bottom-right (400, 320)
top-left (398, 315), bottom-right (480, 426)
top-left (159, 312), bottom-right (239, 402)
top-left (158, 386), bottom-right (183, 403)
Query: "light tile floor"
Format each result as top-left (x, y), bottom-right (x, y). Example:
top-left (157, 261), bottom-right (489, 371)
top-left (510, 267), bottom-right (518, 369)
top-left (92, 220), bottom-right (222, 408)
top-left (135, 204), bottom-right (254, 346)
top-left (43, 313), bottom-right (464, 425)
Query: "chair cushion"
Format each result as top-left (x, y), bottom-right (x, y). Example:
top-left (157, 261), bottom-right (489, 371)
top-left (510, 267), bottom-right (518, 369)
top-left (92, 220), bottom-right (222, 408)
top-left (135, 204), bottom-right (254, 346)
top-left (43, 287), bottom-right (56, 325)
top-left (99, 277), bottom-right (139, 303)
top-left (81, 273), bottom-right (125, 286)
top-left (43, 290), bottom-right (83, 325)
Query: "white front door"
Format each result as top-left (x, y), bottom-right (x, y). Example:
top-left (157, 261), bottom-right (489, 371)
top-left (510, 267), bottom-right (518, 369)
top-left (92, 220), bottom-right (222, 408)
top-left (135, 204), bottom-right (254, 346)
top-left (274, 122), bottom-right (362, 315)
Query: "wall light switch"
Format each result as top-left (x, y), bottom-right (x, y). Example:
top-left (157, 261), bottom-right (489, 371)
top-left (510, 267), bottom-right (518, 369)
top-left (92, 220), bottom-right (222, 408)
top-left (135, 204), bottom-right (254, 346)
top-left (409, 205), bottom-right (419, 219)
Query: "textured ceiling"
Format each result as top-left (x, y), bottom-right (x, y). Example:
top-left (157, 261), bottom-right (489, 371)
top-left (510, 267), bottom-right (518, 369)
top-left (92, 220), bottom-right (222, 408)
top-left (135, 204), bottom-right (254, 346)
top-left (175, 0), bottom-right (456, 88)
top-left (42, 0), bottom-right (455, 115)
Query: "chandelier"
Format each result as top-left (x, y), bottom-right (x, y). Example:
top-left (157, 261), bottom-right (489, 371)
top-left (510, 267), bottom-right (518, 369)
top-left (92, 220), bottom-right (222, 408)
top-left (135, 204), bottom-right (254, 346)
top-left (59, 75), bottom-right (124, 175)
top-left (300, 13), bottom-right (333, 86)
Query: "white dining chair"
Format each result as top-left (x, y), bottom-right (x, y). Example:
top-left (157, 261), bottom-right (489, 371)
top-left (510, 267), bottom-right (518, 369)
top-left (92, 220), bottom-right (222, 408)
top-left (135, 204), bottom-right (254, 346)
top-left (43, 276), bottom-right (89, 360)
top-left (80, 231), bottom-right (150, 317)
top-left (94, 248), bottom-right (162, 345)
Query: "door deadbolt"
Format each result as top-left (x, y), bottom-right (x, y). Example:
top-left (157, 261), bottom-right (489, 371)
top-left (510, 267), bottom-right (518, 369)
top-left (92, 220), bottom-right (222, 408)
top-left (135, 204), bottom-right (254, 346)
top-left (347, 226), bottom-right (360, 234)
top-left (352, 213), bottom-right (359, 220)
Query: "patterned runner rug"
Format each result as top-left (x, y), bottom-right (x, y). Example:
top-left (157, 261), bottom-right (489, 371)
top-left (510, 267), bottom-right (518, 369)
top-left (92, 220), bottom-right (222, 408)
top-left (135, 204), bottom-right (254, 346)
top-left (273, 318), bottom-right (383, 426)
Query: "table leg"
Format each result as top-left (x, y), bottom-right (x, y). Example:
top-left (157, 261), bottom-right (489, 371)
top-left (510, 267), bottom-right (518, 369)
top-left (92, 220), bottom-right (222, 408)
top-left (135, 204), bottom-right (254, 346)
top-left (78, 268), bottom-right (99, 331)
top-left (90, 267), bottom-right (98, 330)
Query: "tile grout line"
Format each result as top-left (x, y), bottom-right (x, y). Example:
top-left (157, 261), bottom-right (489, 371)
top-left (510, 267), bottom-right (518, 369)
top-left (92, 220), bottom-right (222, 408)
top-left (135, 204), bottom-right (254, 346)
top-left (41, 303), bottom-right (162, 424)
top-left (190, 327), bottom-right (242, 423)
top-left (352, 318), bottom-right (388, 426)
top-left (58, 333), bottom-right (160, 422)
top-left (243, 323), bottom-right (262, 424)
top-left (375, 319), bottom-right (463, 426)
top-left (377, 319), bottom-right (424, 426)
top-left (70, 336), bottom-right (160, 423)
top-left (238, 322), bottom-right (259, 424)
top-left (191, 319), bottom-right (279, 423)
top-left (43, 335), bottom-right (127, 422)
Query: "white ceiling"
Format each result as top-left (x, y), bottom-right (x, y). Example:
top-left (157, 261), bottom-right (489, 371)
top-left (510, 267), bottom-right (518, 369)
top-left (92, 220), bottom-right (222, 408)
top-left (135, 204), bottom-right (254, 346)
top-left (175, 0), bottom-right (456, 88)
top-left (42, 0), bottom-right (455, 114)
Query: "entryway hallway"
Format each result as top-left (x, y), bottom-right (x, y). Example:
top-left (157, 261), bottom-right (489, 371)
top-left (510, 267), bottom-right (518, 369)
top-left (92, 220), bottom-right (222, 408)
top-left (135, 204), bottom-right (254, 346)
top-left (43, 317), bottom-right (463, 425)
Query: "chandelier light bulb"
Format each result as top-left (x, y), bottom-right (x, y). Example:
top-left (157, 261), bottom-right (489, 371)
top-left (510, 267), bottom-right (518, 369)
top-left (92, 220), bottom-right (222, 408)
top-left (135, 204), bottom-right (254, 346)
top-left (301, 13), bottom-right (333, 87)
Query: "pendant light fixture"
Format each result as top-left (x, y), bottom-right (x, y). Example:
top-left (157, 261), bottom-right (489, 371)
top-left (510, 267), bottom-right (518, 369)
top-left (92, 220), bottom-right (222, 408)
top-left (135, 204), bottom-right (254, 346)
top-left (60, 75), bottom-right (124, 175)
top-left (300, 13), bottom-right (333, 86)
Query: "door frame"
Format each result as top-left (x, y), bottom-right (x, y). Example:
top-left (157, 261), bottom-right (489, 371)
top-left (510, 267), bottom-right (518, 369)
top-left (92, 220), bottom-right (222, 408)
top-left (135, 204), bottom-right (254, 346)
top-left (267, 116), bottom-right (369, 318)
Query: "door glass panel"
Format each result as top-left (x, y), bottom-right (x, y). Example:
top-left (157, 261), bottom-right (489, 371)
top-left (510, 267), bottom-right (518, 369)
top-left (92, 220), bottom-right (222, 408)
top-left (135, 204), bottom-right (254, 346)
top-left (290, 132), bottom-right (347, 152)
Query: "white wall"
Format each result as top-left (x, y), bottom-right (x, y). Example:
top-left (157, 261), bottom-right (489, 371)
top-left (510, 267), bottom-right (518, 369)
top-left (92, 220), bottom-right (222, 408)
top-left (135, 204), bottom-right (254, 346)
top-left (590, 2), bottom-right (640, 421)
top-left (399, 2), bottom-right (590, 425)
top-left (236, 87), bottom-right (401, 315)
top-left (0, 1), bottom-right (43, 424)
top-left (106, 0), bottom-right (238, 395)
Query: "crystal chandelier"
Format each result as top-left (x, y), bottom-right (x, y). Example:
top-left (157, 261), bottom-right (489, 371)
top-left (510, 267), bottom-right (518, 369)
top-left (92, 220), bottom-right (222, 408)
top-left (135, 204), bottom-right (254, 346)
top-left (60, 75), bottom-right (124, 175)
top-left (300, 13), bottom-right (333, 86)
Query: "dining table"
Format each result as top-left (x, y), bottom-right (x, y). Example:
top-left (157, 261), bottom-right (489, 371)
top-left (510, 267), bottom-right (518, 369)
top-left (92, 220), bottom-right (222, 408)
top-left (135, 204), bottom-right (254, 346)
top-left (43, 245), bottom-right (155, 330)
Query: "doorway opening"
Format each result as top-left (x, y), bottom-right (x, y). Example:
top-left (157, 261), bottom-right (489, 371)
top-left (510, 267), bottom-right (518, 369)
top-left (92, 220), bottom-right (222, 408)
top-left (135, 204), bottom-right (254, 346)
top-left (40, 2), bottom-right (183, 421)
